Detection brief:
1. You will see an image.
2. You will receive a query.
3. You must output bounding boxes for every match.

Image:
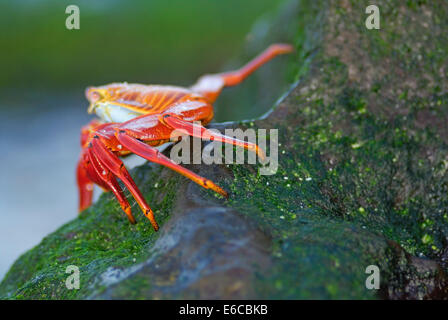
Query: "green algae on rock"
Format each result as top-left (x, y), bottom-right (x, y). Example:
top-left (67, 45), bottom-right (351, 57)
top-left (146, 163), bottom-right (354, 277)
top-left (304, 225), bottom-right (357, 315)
top-left (1, 0), bottom-right (448, 299)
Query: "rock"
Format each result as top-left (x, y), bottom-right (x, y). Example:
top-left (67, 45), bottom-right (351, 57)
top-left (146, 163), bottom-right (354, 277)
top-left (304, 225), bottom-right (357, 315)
top-left (2, 0), bottom-right (448, 299)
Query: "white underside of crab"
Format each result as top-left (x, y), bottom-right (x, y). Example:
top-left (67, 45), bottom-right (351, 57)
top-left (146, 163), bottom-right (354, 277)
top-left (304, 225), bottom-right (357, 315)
top-left (94, 102), bottom-right (142, 123)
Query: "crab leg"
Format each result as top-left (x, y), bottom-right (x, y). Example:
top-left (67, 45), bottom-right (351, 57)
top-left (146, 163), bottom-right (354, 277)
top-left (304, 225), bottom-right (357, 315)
top-left (86, 148), bottom-right (136, 224)
top-left (116, 131), bottom-right (228, 197)
top-left (191, 43), bottom-right (293, 102)
top-left (160, 114), bottom-right (266, 161)
top-left (219, 43), bottom-right (294, 86)
top-left (90, 137), bottom-right (159, 230)
top-left (77, 158), bottom-right (94, 212)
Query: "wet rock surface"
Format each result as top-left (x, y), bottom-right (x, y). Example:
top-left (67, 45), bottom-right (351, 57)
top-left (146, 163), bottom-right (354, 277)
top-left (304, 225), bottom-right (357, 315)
top-left (1, 0), bottom-right (448, 299)
top-left (94, 175), bottom-right (272, 299)
top-left (88, 161), bottom-right (271, 299)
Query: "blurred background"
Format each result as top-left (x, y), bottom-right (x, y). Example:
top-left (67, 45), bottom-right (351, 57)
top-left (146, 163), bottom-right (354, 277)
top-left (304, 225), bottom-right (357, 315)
top-left (0, 0), bottom-right (293, 280)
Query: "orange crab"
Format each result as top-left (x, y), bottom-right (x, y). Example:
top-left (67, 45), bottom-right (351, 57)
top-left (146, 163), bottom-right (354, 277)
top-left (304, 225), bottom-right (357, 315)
top-left (77, 43), bottom-right (293, 230)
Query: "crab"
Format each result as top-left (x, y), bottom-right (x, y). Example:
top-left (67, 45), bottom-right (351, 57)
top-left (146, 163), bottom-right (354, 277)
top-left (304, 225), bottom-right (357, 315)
top-left (77, 43), bottom-right (293, 230)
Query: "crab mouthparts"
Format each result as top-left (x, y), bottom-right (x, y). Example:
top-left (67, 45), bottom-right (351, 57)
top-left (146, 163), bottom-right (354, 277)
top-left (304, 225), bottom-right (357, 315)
top-left (87, 102), bottom-right (97, 114)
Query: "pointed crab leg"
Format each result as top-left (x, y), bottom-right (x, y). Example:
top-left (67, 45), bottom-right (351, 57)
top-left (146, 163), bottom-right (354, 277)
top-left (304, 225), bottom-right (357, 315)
top-left (219, 43), bottom-right (294, 86)
top-left (160, 114), bottom-right (266, 161)
top-left (86, 148), bottom-right (136, 224)
top-left (116, 131), bottom-right (228, 198)
top-left (191, 43), bottom-right (293, 102)
top-left (77, 157), bottom-right (94, 212)
top-left (90, 137), bottom-right (159, 231)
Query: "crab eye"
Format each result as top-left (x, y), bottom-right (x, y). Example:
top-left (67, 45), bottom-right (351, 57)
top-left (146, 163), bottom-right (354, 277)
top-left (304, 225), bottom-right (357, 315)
top-left (85, 87), bottom-right (105, 102)
top-left (91, 91), bottom-right (101, 101)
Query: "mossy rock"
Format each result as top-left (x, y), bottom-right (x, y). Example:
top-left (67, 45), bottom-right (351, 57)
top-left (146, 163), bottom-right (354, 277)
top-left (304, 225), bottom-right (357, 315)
top-left (2, 0), bottom-right (448, 299)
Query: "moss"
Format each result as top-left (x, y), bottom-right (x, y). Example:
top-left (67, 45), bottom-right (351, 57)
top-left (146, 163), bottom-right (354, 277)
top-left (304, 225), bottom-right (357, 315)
top-left (204, 0), bottom-right (448, 298)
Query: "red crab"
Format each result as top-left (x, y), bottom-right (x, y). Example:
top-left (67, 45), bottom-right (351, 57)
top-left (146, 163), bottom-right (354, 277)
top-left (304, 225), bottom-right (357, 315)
top-left (77, 43), bottom-right (293, 230)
